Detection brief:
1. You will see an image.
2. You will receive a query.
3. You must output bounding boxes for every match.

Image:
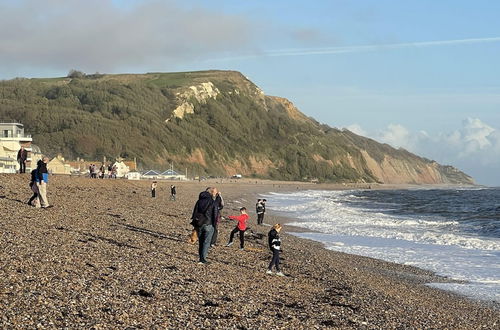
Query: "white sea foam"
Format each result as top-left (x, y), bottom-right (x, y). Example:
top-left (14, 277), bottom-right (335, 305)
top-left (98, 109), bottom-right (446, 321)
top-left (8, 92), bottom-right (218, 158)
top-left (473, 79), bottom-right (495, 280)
top-left (264, 190), bottom-right (500, 302)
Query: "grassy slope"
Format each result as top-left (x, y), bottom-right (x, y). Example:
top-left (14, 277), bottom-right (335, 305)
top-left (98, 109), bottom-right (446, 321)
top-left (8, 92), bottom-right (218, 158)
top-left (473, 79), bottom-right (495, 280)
top-left (0, 71), bottom-right (473, 183)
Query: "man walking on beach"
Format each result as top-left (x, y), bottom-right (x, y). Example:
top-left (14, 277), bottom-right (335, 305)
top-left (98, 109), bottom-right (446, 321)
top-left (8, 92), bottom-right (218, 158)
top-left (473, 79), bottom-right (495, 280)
top-left (36, 157), bottom-right (51, 208)
top-left (211, 188), bottom-right (224, 247)
top-left (17, 146), bottom-right (28, 173)
top-left (191, 187), bottom-right (217, 264)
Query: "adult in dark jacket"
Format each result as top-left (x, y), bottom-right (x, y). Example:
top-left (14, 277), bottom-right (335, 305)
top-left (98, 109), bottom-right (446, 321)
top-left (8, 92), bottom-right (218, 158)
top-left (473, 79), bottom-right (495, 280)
top-left (210, 189), bottom-right (224, 246)
top-left (191, 188), bottom-right (217, 264)
top-left (17, 146), bottom-right (28, 173)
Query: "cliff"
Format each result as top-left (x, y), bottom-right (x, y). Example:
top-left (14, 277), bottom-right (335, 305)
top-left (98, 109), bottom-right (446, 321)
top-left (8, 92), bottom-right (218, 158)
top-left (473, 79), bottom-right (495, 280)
top-left (0, 70), bottom-right (474, 184)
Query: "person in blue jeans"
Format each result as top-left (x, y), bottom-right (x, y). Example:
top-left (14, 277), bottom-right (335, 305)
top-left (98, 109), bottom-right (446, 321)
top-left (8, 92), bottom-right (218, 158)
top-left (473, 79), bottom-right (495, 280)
top-left (191, 187), bottom-right (218, 264)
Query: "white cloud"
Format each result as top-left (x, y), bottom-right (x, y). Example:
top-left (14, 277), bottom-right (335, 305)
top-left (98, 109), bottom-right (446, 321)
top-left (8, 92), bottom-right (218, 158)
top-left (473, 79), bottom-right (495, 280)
top-left (345, 118), bottom-right (500, 185)
top-left (345, 124), bottom-right (366, 136)
top-left (376, 123), bottom-right (411, 149)
top-left (0, 0), bottom-right (260, 77)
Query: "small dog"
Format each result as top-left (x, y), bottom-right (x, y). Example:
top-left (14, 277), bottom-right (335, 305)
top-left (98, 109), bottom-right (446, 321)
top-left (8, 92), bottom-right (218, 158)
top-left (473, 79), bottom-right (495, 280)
top-left (188, 229), bottom-right (198, 244)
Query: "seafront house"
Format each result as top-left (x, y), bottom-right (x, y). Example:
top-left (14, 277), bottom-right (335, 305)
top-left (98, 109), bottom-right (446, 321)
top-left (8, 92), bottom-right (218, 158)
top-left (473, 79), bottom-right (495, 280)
top-left (0, 122), bottom-right (33, 173)
top-left (47, 154), bottom-right (72, 175)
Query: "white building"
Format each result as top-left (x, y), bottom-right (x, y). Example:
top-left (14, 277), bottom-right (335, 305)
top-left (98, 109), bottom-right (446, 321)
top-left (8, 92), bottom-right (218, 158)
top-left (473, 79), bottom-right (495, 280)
top-left (112, 159), bottom-right (130, 178)
top-left (160, 169), bottom-right (187, 180)
top-left (0, 122), bottom-right (33, 173)
top-left (125, 172), bottom-right (141, 180)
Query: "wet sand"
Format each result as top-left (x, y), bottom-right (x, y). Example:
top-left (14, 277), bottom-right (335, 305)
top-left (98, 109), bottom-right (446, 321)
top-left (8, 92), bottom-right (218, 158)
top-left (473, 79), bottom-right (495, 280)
top-left (0, 174), bottom-right (498, 328)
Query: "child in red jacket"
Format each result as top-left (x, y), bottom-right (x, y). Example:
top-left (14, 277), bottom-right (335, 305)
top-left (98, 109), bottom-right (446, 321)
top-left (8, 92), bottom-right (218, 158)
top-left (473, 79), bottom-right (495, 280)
top-left (226, 207), bottom-right (249, 250)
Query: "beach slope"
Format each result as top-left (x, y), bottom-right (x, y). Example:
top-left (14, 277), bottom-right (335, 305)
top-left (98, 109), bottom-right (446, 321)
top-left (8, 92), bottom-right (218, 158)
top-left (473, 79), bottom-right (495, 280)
top-left (0, 175), bottom-right (497, 328)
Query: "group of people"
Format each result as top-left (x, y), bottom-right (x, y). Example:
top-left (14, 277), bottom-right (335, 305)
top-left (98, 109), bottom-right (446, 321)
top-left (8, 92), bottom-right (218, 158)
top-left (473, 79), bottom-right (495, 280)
top-left (27, 157), bottom-right (52, 209)
top-left (191, 188), bottom-right (284, 276)
top-left (151, 182), bottom-right (176, 200)
top-left (89, 163), bottom-right (118, 179)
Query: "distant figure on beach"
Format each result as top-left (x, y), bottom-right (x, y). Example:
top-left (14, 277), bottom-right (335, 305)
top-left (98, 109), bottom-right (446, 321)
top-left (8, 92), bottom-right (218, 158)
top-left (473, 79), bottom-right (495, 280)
top-left (170, 185), bottom-right (176, 201)
top-left (17, 146), bottom-right (28, 174)
top-left (99, 163), bottom-right (106, 179)
top-left (226, 207), bottom-right (249, 250)
top-left (267, 224), bottom-right (284, 276)
top-left (90, 164), bottom-right (97, 178)
top-left (151, 181), bottom-right (157, 198)
top-left (190, 187), bottom-right (217, 264)
top-left (256, 199), bottom-right (264, 225)
top-left (28, 168), bottom-right (40, 207)
top-left (36, 157), bottom-right (51, 208)
top-left (262, 199), bottom-right (267, 223)
top-left (211, 188), bottom-right (224, 247)
top-left (111, 165), bottom-right (117, 179)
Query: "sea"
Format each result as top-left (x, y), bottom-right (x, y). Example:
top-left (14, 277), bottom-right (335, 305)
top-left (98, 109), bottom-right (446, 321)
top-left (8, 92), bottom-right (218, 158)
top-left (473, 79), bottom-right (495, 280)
top-left (263, 187), bottom-right (500, 303)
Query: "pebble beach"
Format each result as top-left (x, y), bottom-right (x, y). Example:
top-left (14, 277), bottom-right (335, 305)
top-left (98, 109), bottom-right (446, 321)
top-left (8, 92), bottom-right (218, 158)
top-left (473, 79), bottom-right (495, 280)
top-left (0, 174), bottom-right (498, 329)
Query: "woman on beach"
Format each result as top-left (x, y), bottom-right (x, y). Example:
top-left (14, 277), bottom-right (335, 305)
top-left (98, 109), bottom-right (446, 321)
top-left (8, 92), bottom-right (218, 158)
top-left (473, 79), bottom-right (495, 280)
top-left (267, 224), bottom-right (284, 276)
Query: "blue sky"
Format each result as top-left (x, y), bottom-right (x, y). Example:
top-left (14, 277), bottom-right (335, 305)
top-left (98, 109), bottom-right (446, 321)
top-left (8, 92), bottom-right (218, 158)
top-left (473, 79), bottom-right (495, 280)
top-left (1, 0), bottom-right (499, 184)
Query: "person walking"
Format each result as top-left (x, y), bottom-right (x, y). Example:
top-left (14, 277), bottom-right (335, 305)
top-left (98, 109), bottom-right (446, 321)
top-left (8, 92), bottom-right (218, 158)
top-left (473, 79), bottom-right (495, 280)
top-left (36, 157), bottom-right (51, 209)
top-left (267, 224), bottom-right (284, 276)
top-left (256, 199), bottom-right (265, 225)
top-left (190, 187), bottom-right (217, 264)
top-left (261, 199), bottom-right (267, 224)
top-left (170, 185), bottom-right (176, 201)
top-left (151, 181), bottom-right (157, 198)
top-left (210, 188), bottom-right (224, 247)
top-left (226, 207), bottom-right (249, 250)
top-left (17, 146), bottom-right (28, 173)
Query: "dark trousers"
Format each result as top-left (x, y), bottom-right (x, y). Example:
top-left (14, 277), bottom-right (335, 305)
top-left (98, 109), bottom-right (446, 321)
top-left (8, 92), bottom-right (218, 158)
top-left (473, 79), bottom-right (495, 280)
top-left (28, 185), bottom-right (38, 205)
top-left (229, 227), bottom-right (245, 248)
top-left (257, 213), bottom-right (264, 225)
top-left (151, 189), bottom-right (156, 198)
top-left (19, 160), bottom-right (26, 173)
top-left (268, 248), bottom-right (280, 271)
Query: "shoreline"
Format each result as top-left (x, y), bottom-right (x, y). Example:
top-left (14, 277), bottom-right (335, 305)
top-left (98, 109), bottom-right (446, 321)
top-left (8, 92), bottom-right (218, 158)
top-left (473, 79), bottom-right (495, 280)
top-left (233, 185), bottom-right (499, 306)
top-left (0, 174), bottom-right (498, 328)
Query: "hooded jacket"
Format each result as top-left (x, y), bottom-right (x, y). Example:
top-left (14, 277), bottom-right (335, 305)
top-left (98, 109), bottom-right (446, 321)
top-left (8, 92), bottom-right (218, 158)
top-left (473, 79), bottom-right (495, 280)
top-left (191, 191), bottom-right (216, 226)
top-left (36, 160), bottom-right (49, 183)
top-left (268, 228), bottom-right (281, 251)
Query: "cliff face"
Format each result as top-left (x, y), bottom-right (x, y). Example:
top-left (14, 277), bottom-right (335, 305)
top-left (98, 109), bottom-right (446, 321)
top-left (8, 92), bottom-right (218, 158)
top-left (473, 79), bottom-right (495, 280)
top-left (0, 70), bottom-right (474, 184)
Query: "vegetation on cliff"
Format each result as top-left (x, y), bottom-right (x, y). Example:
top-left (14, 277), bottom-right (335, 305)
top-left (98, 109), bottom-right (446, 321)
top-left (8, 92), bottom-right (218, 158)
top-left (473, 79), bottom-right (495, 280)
top-left (0, 70), bottom-right (473, 184)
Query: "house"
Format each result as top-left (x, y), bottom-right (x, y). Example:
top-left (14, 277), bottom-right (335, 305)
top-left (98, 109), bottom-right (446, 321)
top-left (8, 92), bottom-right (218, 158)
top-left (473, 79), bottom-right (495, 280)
top-left (0, 122), bottom-right (33, 173)
top-left (160, 169), bottom-right (187, 180)
top-left (142, 170), bottom-right (160, 179)
top-left (47, 154), bottom-right (72, 175)
top-left (113, 159), bottom-right (130, 178)
top-left (125, 172), bottom-right (141, 180)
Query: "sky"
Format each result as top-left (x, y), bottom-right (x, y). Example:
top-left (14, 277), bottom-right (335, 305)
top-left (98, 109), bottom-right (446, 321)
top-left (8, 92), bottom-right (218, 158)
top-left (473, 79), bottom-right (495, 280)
top-left (0, 0), bottom-right (499, 185)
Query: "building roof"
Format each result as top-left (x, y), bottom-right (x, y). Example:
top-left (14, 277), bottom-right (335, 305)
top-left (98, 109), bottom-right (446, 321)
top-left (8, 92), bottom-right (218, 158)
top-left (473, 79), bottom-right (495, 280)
top-left (142, 170), bottom-right (160, 176)
top-left (160, 169), bottom-right (182, 176)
